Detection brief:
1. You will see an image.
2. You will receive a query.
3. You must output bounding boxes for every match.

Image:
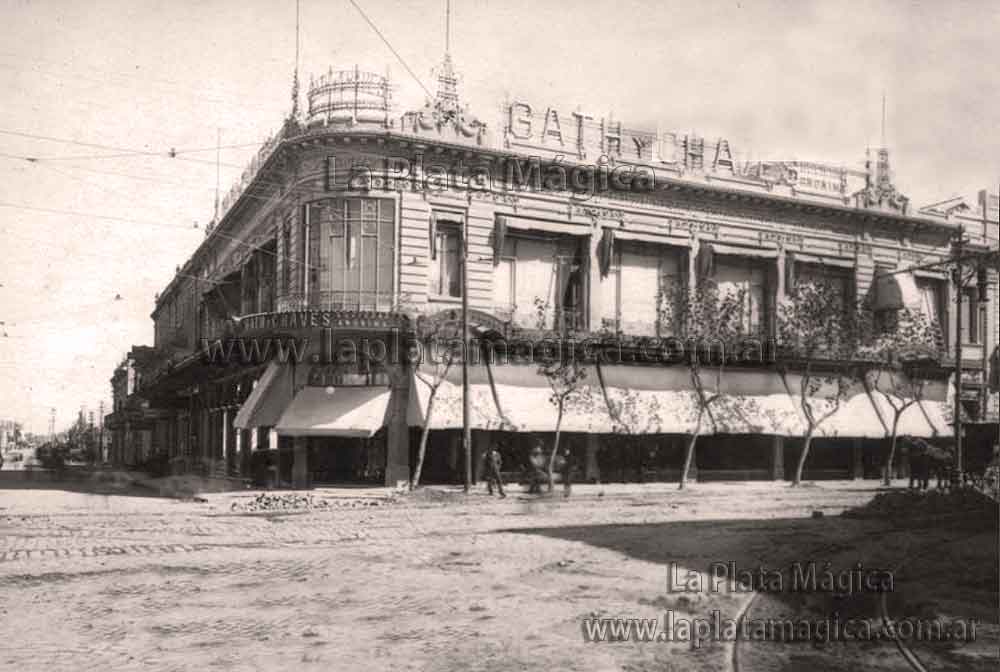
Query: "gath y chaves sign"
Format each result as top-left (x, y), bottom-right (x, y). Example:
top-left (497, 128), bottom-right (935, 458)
top-left (502, 100), bottom-right (737, 173)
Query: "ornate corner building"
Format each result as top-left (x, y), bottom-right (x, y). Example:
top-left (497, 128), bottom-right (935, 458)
top-left (105, 56), bottom-right (1000, 488)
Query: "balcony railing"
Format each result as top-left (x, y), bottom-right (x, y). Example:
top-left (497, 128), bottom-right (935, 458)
top-left (500, 305), bottom-right (586, 334)
top-left (275, 291), bottom-right (399, 313)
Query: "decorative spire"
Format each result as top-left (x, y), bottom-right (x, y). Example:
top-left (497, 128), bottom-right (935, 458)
top-left (430, 0), bottom-right (459, 117)
top-left (290, 0), bottom-right (301, 120)
top-left (434, 52), bottom-right (459, 116)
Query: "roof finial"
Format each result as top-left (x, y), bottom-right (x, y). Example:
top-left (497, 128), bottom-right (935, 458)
top-left (290, 0), bottom-right (301, 119)
top-left (433, 0), bottom-right (459, 115)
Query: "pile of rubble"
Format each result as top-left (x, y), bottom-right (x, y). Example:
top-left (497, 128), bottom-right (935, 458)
top-left (231, 493), bottom-right (330, 512)
top-left (842, 488), bottom-right (997, 520)
top-left (230, 493), bottom-right (390, 512)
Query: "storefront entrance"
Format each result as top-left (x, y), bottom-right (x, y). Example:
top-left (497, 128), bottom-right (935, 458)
top-left (308, 431), bottom-right (386, 484)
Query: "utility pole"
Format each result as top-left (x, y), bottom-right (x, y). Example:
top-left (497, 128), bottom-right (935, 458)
top-left (953, 227), bottom-right (965, 480)
top-left (98, 400), bottom-right (105, 463)
top-left (461, 213), bottom-right (472, 493)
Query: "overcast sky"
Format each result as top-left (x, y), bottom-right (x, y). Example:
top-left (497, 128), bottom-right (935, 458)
top-left (1, 0), bottom-right (998, 434)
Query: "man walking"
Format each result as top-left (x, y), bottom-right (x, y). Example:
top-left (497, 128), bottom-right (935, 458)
top-left (485, 443), bottom-right (506, 498)
top-left (560, 446), bottom-right (573, 498)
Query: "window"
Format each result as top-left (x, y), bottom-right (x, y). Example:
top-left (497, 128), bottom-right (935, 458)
top-left (714, 257), bottom-right (773, 336)
top-left (300, 205), bottom-right (320, 302)
top-left (499, 234), bottom-right (586, 330)
top-left (979, 304), bottom-right (988, 345)
top-left (493, 255), bottom-right (516, 318)
top-left (281, 223), bottom-right (292, 295)
top-left (915, 277), bottom-right (945, 338)
top-left (795, 264), bottom-right (852, 316)
top-left (257, 242), bottom-right (276, 313)
top-left (604, 241), bottom-right (685, 336)
top-left (429, 221), bottom-right (462, 298)
top-left (311, 197), bottom-right (395, 309)
top-left (961, 287), bottom-right (979, 345)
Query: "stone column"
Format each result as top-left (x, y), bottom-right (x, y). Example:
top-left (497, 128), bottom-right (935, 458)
top-left (587, 231), bottom-right (603, 330)
top-left (688, 439), bottom-right (698, 482)
top-left (448, 432), bottom-right (460, 481)
top-left (770, 436), bottom-right (784, 480)
top-left (221, 411), bottom-right (230, 471)
top-left (292, 436), bottom-right (309, 489)
top-left (384, 377), bottom-right (411, 488)
top-left (585, 433), bottom-right (601, 482)
top-left (851, 438), bottom-right (864, 480)
top-left (234, 430), bottom-right (243, 476)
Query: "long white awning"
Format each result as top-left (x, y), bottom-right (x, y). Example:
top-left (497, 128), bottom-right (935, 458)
top-left (276, 387), bottom-right (391, 438)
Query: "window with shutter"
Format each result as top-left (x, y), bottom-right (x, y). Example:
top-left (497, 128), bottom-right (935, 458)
top-left (714, 257), bottom-right (774, 336)
top-left (429, 223), bottom-right (462, 298)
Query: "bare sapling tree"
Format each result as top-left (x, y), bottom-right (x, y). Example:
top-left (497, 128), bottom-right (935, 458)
top-left (410, 311), bottom-right (463, 490)
top-left (777, 279), bottom-right (861, 486)
top-left (860, 306), bottom-right (943, 485)
top-left (533, 297), bottom-right (590, 492)
top-left (662, 281), bottom-right (750, 490)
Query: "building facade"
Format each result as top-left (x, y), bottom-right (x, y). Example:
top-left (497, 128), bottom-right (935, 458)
top-left (105, 346), bottom-right (170, 467)
top-left (117, 59), bottom-right (999, 487)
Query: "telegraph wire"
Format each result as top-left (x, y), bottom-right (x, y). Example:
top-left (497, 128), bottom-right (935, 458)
top-left (0, 54), bottom-right (284, 109)
top-left (346, 0), bottom-right (434, 102)
top-left (0, 200), bottom-right (318, 272)
top-left (0, 128), bottom-right (253, 166)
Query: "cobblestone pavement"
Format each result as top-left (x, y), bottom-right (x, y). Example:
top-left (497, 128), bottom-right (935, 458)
top-left (0, 481), bottom-right (992, 671)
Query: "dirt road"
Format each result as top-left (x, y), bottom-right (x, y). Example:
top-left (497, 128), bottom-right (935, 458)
top-left (0, 481), bottom-right (995, 671)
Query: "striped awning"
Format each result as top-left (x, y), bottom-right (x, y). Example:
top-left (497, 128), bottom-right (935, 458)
top-left (404, 359), bottom-right (953, 440)
top-left (865, 373), bottom-right (953, 438)
top-left (406, 363), bottom-right (509, 430)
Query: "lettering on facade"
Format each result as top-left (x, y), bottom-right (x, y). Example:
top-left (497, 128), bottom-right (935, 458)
top-left (838, 241), bottom-right (874, 257)
top-left (504, 101), bottom-right (734, 175)
top-left (237, 311), bottom-right (401, 333)
top-left (571, 204), bottom-right (626, 221)
top-left (760, 231), bottom-right (805, 247)
top-left (469, 190), bottom-right (520, 206)
top-left (671, 219), bottom-right (720, 235)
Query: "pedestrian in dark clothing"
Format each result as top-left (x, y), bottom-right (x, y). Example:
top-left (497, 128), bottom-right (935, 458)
top-left (527, 441), bottom-right (546, 494)
top-left (485, 444), bottom-right (506, 498)
top-left (560, 447), bottom-right (573, 497)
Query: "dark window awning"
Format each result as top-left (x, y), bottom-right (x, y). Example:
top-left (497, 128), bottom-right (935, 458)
top-left (276, 386), bottom-right (391, 438)
top-left (872, 268), bottom-right (922, 312)
top-left (232, 361), bottom-right (295, 430)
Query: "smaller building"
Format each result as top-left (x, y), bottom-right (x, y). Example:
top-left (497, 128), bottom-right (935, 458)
top-left (105, 346), bottom-right (171, 467)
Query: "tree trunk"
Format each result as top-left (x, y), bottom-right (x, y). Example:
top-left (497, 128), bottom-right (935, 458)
top-left (883, 417), bottom-right (901, 486)
top-left (679, 411), bottom-right (703, 490)
top-left (792, 430), bottom-right (815, 486)
top-left (547, 402), bottom-right (564, 493)
top-left (410, 388), bottom-right (438, 491)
